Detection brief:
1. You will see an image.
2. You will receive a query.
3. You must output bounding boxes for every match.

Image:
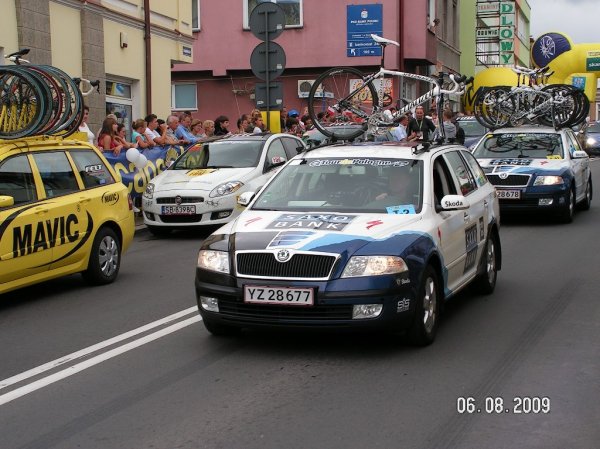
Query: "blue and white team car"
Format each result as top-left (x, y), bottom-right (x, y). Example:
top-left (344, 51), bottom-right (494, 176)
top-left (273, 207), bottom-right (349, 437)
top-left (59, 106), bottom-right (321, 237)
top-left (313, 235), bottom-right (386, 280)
top-left (195, 141), bottom-right (501, 346)
top-left (472, 126), bottom-right (592, 222)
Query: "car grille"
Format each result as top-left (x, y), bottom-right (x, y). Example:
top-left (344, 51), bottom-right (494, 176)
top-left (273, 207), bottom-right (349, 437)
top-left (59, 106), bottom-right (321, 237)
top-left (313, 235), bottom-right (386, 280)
top-left (236, 252), bottom-right (337, 279)
top-left (157, 196), bottom-right (204, 204)
top-left (486, 174), bottom-right (531, 187)
top-left (159, 214), bottom-right (203, 223)
top-left (218, 299), bottom-right (353, 321)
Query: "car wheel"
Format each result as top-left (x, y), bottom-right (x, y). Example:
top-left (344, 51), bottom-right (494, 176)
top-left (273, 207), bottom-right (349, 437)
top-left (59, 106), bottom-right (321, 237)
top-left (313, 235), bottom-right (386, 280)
top-left (473, 233), bottom-right (498, 295)
top-left (559, 188), bottom-right (575, 223)
top-left (408, 265), bottom-right (440, 346)
top-left (578, 178), bottom-right (592, 211)
top-left (202, 318), bottom-right (241, 337)
top-left (82, 227), bottom-right (121, 285)
top-left (147, 225), bottom-right (172, 237)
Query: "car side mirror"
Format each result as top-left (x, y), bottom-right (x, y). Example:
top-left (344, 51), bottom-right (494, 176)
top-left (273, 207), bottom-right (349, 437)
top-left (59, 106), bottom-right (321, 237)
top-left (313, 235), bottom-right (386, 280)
top-left (0, 195), bottom-right (15, 208)
top-left (439, 194), bottom-right (469, 211)
top-left (237, 191), bottom-right (255, 206)
top-left (572, 150), bottom-right (588, 159)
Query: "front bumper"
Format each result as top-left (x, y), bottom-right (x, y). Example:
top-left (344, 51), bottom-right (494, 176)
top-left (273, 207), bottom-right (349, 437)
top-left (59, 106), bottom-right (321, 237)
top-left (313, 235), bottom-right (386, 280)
top-left (142, 195), bottom-right (241, 227)
top-left (195, 271), bottom-right (416, 331)
top-left (494, 185), bottom-right (569, 213)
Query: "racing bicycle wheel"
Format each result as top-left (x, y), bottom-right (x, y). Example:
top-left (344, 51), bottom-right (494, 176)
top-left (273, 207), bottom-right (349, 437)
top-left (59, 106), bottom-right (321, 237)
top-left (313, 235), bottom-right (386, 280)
top-left (473, 86), bottom-right (513, 130)
top-left (307, 67), bottom-right (378, 141)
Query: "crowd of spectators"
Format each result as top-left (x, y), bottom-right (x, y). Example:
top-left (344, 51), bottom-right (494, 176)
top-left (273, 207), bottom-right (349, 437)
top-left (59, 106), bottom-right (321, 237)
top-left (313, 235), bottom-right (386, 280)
top-left (82, 102), bottom-right (466, 158)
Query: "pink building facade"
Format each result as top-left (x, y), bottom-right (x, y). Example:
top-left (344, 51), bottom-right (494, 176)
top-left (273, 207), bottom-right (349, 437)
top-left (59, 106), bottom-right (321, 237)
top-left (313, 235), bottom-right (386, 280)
top-left (172, 0), bottom-right (460, 126)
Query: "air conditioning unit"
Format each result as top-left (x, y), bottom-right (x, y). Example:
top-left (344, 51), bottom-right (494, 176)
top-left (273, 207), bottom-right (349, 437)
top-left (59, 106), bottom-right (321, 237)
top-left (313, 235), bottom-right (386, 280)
top-left (298, 80), bottom-right (319, 98)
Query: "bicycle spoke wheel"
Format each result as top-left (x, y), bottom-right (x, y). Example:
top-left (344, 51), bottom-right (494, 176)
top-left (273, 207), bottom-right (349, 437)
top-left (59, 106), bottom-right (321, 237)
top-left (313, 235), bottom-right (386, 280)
top-left (307, 67), bottom-right (377, 141)
top-left (0, 69), bottom-right (48, 139)
top-left (473, 86), bottom-right (512, 130)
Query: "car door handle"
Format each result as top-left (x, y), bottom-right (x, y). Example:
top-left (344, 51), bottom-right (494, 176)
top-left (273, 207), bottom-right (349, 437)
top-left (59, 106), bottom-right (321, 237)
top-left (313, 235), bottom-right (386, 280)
top-left (78, 197), bottom-right (92, 204)
top-left (463, 212), bottom-right (470, 222)
top-left (35, 207), bottom-right (49, 215)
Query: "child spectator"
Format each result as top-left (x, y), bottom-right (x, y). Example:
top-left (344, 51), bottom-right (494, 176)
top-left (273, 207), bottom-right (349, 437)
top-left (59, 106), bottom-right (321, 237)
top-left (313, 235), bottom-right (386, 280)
top-left (131, 119), bottom-right (150, 149)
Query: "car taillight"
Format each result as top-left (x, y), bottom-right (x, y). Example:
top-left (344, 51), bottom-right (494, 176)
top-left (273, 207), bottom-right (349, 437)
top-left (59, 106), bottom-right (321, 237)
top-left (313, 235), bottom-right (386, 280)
top-left (128, 194), bottom-right (133, 211)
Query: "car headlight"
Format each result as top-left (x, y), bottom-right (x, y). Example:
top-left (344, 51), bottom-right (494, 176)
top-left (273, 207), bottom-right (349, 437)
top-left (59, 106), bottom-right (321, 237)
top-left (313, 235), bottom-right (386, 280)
top-left (210, 181), bottom-right (244, 198)
top-left (143, 183), bottom-right (155, 199)
top-left (533, 175), bottom-right (564, 186)
top-left (341, 256), bottom-right (408, 278)
top-left (197, 250), bottom-right (230, 274)
top-left (586, 137), bottom-right (596, 146)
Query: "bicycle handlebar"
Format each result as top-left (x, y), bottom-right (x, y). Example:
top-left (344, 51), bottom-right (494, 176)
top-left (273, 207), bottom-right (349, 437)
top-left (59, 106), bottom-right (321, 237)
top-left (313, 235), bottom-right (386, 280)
top-left (73, 77), bottom-right (101, 96)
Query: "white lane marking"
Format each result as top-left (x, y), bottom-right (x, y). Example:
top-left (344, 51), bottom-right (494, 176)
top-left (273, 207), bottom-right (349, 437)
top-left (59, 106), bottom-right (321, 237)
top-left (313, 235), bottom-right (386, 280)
top-left (0, 306), bottom-right (198, 391)
top-left (0, 315), bottom-right (202, 406)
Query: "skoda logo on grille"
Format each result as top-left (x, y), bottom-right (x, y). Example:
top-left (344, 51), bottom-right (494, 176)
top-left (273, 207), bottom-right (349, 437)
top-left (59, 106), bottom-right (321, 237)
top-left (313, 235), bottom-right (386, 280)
top-left (276, 249), bottom-right (291, 262)
top-left (499, 172), bottom-right (509, 179)
top-left (175, 195), bottom-right (183, 205)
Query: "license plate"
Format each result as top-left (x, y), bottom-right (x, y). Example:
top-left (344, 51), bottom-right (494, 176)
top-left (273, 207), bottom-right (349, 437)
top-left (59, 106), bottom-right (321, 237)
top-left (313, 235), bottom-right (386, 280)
top-left (496, 189), bottom-right (521, 199)
top-left (244, 285), bottom-right (314, 306)
top-left (161, 205), bottom-right (196, 215)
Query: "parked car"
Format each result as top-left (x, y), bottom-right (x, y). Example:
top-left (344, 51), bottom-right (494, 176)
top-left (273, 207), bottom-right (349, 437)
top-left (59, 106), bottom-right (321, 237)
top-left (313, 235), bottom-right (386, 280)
top-left (580, 121), bottom-right (600, 156)
top-left (142, 133), bottom-right (306, 236)
top-left (0, 136), bottom-right (135, 295)
top-left (195, 141), bottom-right (501, 346)
top-left (472, 126), bottom-right (592, 222)
top-left (456, 116), bottom-right (489, 149)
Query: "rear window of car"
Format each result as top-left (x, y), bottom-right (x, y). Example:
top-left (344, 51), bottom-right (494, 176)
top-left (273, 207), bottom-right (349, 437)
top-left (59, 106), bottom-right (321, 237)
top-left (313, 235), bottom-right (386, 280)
top-left (472, 133), bottom-right (564, 159)
top-left (587, 122), bottom-right (600, 133)
top-left (458, 119), bottom-right (487, 137)
top-left (70, 149), bottom-right (116, 188)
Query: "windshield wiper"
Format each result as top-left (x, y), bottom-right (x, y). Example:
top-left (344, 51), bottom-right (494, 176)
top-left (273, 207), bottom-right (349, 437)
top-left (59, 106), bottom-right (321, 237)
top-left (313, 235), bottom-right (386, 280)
top-left (205, 165), bottom-right (234, 168)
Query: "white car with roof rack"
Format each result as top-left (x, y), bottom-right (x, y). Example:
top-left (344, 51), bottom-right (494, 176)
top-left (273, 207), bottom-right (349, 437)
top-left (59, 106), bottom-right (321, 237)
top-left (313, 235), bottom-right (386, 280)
top-left (194, 140), bottom-right (501, 346)
top-left (471, 126), bottom-right (592, 222)
top-left (142, 133), bottom-right (305, 236)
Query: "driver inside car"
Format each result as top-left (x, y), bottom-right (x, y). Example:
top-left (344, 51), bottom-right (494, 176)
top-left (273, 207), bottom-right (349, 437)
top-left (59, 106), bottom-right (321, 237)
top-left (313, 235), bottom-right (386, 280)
top-left (367, 165), bottom-right (416, 210)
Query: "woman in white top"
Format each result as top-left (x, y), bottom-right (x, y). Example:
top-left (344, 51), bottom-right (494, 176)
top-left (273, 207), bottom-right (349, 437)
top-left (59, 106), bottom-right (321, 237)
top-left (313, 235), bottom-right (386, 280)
top-left (78, 105), bottom-right (96, 145)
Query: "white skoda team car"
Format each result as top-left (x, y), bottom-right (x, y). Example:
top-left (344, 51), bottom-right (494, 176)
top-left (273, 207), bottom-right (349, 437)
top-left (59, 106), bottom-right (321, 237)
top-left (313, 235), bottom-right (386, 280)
top-left (142, 134), bottom-right (305, 236)
top-left (195, 141), bottom-right (502, 346)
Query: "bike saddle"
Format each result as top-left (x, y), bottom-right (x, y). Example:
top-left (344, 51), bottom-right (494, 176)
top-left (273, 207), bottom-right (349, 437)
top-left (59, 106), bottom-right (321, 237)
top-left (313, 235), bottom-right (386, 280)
top-left (370, 34), bottom-right (400, 47)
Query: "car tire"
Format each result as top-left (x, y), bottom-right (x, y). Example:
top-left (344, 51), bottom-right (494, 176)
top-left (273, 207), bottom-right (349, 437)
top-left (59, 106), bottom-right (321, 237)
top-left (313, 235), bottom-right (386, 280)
top-left (559, 188), bottom-right (575, 223)
top-left (473, 233), bottom-right (498, 295)
top-left (407, 265), bottom-right (440, 346)
top-left (147, 225), bottom-right (172, 237)
top-left (202, 317), bottom-right (241, 337)
top-left (578, 178), bottom-right (592, 211)
top-left (82, 227), bottom-right (121, 285)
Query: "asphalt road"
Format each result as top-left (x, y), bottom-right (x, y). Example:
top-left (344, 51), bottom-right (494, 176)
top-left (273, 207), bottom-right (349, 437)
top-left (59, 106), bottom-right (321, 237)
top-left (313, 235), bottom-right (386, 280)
top-left (1, 162), bottom-right (599, 449)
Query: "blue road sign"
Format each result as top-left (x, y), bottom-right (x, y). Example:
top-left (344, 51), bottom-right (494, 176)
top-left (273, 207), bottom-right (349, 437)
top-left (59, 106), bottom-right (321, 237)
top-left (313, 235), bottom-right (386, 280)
top-left (347, 4), bottom-right (383, 57)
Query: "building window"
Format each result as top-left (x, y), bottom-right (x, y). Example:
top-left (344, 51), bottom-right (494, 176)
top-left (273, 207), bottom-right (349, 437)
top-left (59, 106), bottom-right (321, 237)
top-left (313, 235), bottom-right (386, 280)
top-left (172, 83), bottom-right (197, 111)
top-left (106, 79), bottom-right (134, 141)
top-left (192, 0), bottom-right (200, 31)
top-left (244, 0), bottom-right (303, 29)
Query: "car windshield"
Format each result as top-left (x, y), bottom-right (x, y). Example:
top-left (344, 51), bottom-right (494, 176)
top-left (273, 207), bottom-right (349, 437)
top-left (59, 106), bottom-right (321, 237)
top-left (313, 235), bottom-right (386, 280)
top-left (586, 122), bottom-right (600, 133)
top-left (472, 133), bottom-right (564, 159)
top-left (458, 119), bottom-right (487, 137)
top-left (171, 140), bottom-right (264, 169)
top-left (251, 157), bottom-right (424, 214)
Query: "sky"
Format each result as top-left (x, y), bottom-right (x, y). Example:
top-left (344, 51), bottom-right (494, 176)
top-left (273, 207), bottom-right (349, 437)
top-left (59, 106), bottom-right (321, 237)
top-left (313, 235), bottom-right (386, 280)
top-left (527, 0), bottom-right (598, 44)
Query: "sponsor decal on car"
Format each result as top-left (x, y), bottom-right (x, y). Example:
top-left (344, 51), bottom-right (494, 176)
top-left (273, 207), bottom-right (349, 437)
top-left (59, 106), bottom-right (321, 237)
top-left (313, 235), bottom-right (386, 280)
top-left (267, 214), bottom-right (357, 231)
top-left (464, 223), bottom-right (478, 273)
top-left (101, 191), bottom-right (120, 205)
top-left (489, 159), bottom-right (532, 166)
top-left (186, 169), bottom-right (216, 177)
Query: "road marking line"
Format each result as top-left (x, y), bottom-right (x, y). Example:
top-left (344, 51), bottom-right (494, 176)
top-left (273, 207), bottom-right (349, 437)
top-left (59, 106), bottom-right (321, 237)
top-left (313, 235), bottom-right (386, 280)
top-left (0, 315), bottom-right (202, 406)
top-left (0, 306), bottom-right (198, 391)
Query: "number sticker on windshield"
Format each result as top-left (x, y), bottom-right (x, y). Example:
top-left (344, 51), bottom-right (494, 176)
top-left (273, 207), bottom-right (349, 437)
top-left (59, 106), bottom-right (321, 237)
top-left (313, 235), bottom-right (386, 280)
top-left (386, 204), bottom-right (416, 214)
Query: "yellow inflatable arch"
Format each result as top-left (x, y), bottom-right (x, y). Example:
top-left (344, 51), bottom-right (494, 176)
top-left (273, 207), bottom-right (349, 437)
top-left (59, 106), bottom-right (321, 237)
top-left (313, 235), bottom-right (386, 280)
top-left (464, 32), bottom-right (600, 114)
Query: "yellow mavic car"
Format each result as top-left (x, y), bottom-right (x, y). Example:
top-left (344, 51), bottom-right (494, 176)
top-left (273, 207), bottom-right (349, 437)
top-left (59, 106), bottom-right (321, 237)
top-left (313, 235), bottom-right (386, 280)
top-left (0, 136), bottom-right (135, 294)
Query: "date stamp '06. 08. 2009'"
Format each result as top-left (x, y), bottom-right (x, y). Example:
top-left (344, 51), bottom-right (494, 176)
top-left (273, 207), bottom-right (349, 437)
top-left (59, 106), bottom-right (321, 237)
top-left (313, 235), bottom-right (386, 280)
top-left (457, 396), bottom-right (551, 414)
